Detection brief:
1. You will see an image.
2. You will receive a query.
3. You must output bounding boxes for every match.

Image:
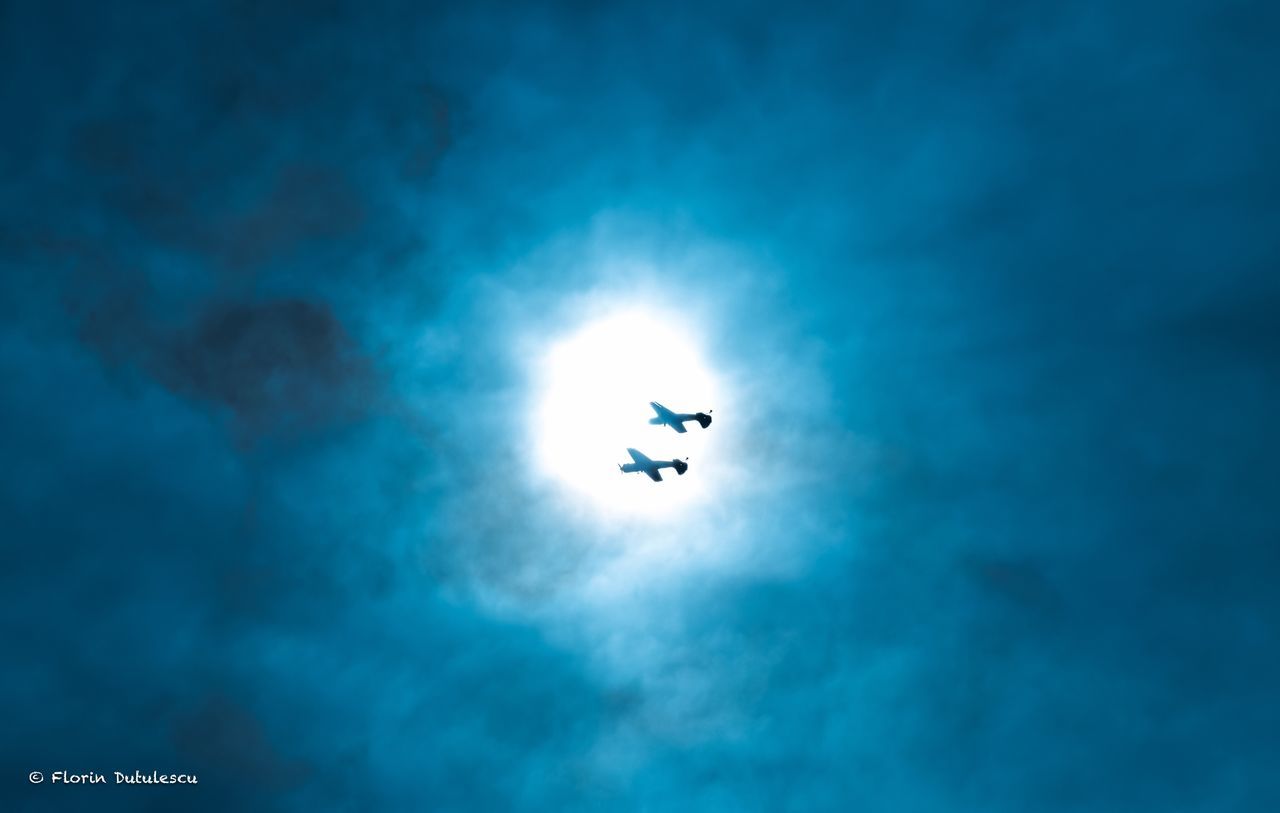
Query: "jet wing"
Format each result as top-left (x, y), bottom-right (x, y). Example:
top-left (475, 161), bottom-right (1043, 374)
top-left (627, 448), bottom-right (653, 466)
top-left (650, 402), bottom-right (674, 420)
top-left (646, 469), bottom-right (663, 482)
top-left (671, 421), bottom-right (687, 433)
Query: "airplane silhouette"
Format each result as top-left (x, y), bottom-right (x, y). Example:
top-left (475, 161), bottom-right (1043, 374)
top-left (618, 448), bottom-right (688, 482)
top-left (648, 401), bottom-right (712, 433)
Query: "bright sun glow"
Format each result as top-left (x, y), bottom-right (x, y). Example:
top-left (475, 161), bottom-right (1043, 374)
top-left (532, 308), bottom-right (723, 520)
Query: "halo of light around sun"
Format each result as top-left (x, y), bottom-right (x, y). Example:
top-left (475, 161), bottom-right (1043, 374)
top-left (532, 308), bottom-right (724, 520)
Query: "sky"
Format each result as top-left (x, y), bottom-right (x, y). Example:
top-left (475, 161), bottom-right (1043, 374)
top-left (2, 1), bottom-right (1278, 811)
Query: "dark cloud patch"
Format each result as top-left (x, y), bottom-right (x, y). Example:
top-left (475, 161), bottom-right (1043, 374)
top-left (171, 695), bottom-right (313, 791)
top-left (4, 0), bottom-right (1279, 811)
top-left (398, 83), bottom-right (455, 181)
top-left (219, 166), bottom-right (367, 271)
top-left (70, 115), bottom-right (141, 177)
top-left (1167, 288), bottom-right (1280, 368)
top-left (157, 299), bottom-right (376, 441)
top-left (964, 555), bottom-right (1062, 617)
top-left (66, 294), bottom-right (379, 446)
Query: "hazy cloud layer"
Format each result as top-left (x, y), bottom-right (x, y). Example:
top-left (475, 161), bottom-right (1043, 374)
top-left (2, 1), bottom-right (1278, 811)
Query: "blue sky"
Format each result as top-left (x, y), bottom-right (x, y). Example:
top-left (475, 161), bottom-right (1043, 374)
top-left (2, 1), bottom-right (1278, 811)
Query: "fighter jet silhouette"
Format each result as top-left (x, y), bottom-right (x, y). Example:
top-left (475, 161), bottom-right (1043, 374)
top-left (648, 401), bottom-right (712, 433)
top-left (618, 448), bottom-right (689, 482)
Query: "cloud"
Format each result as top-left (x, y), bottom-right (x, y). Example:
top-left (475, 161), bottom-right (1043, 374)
top-left (2, 0), bottom-right (1278, 811)
top-left (155, 298), bottom-right (375, 442)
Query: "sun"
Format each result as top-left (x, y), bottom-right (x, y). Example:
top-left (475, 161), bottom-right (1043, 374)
top-left (530, 307), bottom-right (723, 520)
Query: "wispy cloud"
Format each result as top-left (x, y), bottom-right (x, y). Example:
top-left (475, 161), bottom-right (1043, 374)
top-left (2, 0), bottom-right (1277, 810)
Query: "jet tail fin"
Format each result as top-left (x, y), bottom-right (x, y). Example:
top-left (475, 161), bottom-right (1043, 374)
top-left (648, 417), bottom-right (664, 425)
